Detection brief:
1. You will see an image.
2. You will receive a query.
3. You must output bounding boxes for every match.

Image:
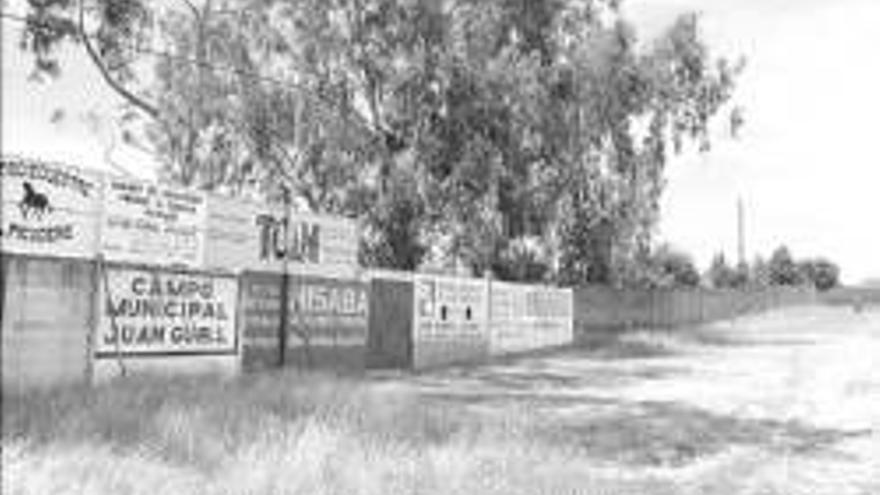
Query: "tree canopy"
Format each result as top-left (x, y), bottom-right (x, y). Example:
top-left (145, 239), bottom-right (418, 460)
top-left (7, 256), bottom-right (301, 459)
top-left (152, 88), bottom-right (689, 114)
top-left (16, 0), bottom-right (744, 283)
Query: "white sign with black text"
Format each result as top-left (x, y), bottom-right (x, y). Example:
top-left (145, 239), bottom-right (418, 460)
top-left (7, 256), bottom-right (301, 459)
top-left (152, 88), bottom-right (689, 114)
top-left (0, 157), bottom-right (101, 258)
top-left (101, 176), bottom-right (207, 267)
top-left (96, 268), bottom-right (238, 357)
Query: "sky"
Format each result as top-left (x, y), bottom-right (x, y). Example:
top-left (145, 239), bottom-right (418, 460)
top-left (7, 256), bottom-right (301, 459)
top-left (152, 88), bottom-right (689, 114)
top-left (3, 0), bottom-right (880, 284)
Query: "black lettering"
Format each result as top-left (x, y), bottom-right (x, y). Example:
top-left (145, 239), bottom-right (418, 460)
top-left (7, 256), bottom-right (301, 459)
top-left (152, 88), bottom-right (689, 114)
top-left (187, 301), bottom-right (203, 317)
top-left (131, 277), bottom-right (147, 295)
top-left (148, 276), bottom-right (163, 296)
top-left (288, 222), bottom-right (320, 262)
top-left (164, 301), bottom-right (179, 317)
top-left (107, 298), bottom-right (126, 317)
top-left (215, 328), bottom-right (228, 344)
top-left (103, 326), bottom-right (118, 346)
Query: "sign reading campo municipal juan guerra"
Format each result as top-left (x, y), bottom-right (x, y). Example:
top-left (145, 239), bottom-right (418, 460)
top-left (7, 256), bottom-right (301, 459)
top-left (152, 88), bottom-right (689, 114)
top-left (96, 268), bottom-right (238, 357)
top-left (0, 156), bottom-right (100, 258)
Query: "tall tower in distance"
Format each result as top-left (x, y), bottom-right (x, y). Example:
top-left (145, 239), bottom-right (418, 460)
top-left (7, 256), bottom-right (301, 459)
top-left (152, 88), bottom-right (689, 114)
top-left (737, 196), bottom-right (746, 267)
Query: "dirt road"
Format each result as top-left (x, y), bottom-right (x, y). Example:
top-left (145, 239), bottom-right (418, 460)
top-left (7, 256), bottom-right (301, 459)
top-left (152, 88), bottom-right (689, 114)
top-left (394, 306), bottom-right (880, 494)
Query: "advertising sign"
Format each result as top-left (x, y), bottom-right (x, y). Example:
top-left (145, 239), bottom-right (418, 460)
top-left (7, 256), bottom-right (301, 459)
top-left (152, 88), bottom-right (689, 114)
top-left (204, 195), bottom-right (280, 272)
top-left (0, 157), bottom-right (100, 258)
top-left (525, 286), bottom-right (573, 347)
top-left (488, 282), bottom-right (573, 355)
top-left (204, 194), bottom-right (359, 273)
top-left (287, 274), bottom-right (369, 347)
top-left (458, 278), bottom-right (487, 335)
top-left (241, 272), bottom-right (283, 345)
top-left (414, 275), bottom-right (455, 340)
top-left (488, 281), bottom-right (532, 354)
top-left (101, 176), bottom-right (207, 267)
top-left (96, 268), bottom-right (238, 357)
top-left (414, 275), bottom-right (487, 340)
top-left (239, 272), bottom-right (283, 369)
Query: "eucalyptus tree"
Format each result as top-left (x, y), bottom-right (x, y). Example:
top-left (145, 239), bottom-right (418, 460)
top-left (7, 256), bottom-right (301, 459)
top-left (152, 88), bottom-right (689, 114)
top-left (17, 0), bottom-right (743, 279)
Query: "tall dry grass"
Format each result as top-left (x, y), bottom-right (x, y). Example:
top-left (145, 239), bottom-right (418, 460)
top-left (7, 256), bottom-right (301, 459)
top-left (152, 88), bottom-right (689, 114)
top-left (2, 371), bottom-right (673, 495)
top-left (7, 308), bottom-right (877, 495)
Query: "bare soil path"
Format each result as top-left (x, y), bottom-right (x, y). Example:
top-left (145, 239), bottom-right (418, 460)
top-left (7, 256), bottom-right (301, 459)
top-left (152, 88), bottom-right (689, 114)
top-left (384, 306), bottom-right (880, 494)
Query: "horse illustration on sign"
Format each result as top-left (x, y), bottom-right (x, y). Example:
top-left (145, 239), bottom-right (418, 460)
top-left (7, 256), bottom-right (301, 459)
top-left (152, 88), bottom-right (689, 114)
top-left (19, 181), bottom-right (53, 220)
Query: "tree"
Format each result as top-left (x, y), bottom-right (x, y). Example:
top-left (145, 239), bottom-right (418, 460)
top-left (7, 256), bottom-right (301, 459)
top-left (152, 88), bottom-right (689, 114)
top-left (707, 252), bottom-right (746, 289)
top-left (657, 246), bottom-right (701, 287)
top-left (768, 245), bottom-right (804, 286)
top-left (799, 258), bottom-right (841, 291)
top-left (16, 0), bottom-right (743, 275)
top-left (750, 255), bottom-right (771, 287)
top-left (622, 244), bottom-right (700, 288)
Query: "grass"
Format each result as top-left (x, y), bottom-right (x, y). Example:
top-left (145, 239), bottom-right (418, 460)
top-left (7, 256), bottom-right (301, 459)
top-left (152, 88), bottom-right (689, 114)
top-left (4, 308), bottom-right (878, 495)
top-left (1, 371), bottom-right (676, 495)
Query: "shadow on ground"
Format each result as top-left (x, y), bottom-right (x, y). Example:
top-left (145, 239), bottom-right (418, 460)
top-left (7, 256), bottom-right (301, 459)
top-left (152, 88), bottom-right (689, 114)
top-left (540, 399), bottom-right (872, 467)
top-left (393, 318), bottom-right (871, 468)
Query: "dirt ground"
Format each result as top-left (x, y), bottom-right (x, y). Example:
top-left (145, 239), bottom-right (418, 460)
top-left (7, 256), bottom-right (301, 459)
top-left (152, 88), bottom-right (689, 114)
top-left (380, 306), bottom-right (880, 494)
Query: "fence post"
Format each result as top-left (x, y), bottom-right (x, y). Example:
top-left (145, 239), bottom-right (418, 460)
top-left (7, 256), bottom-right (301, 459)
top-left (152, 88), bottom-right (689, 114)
top-left (278, 186), bottom-right (291, 368)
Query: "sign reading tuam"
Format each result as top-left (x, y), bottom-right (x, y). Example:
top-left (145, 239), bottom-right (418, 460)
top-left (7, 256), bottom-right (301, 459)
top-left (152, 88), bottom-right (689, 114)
top-left (97, 268), bottom-right (238, 357)
top-left (0, 157), bottom-right (100, 258)
top-left (204, 194), bottom-right (359, 272)
top-left (101, 176), bottom-right (207, 267)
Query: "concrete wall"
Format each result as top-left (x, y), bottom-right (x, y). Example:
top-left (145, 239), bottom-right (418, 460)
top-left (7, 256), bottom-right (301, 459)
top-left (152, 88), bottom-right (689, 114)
top-left (367, 272), bottom-right (414, 369)
top-left (2, 255), bottom-right (95, 391)
top-left (412, 275), bottom-right (490, 369)
top-left (821, 287), bottom-right (880, 307)
top-left (573, 285), bottom-right (817, 344)
top-left (238, 271), bottom-right (370, 373)
top-left (489, 281), bottom-right (573, 356)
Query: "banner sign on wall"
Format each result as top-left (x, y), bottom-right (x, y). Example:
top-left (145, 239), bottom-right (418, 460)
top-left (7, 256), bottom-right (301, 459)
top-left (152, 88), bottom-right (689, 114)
top-left (414, 275), bottom-right (486, 341)
top-left (101, 176), bottom-right (207, 267)
top-left (96, 268), bottom-right (238, 357)
top-left (240, 273), bottom-right (368, 354)
top-left (241, 273), bottom-right (282, 343)
top-left (488, 282), bottom-right (573, 355)
top-left (287, 274), bottom-right (369, 347)
top-left (1, 157), bottom-right (100, 258)
top-left (414, 276), bottom-right (451, 340)
top-left (458, 278), bottom-right (487, 335)
top-left (239, 272), bottom-right (283, 369)
top-left (204, 195), bottom-right (281, 272)
top-left (204, 194), bottom-right (359, 273)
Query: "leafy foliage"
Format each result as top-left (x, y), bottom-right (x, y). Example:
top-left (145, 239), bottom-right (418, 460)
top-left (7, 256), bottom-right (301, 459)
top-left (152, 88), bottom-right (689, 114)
top-left (767, 245), bottom-right (804, 286)
top-left (17, 0), bottom-right (743, 277)
top-left (798, 258), bottom-right (841, 292)
top-left (707, 252), bottom-right (747, 289)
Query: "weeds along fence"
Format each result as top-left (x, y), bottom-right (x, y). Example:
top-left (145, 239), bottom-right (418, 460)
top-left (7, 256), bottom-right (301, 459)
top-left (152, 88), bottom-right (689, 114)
top-left (2, 156), bottom-right (815, 391)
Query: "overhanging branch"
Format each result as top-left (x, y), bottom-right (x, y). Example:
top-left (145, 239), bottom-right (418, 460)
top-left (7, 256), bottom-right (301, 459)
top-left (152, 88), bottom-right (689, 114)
top-left (78, 0), bottom-right (159, 120)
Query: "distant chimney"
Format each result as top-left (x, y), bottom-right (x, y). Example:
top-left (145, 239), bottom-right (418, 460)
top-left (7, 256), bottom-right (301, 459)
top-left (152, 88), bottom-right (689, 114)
top-left (737, 196), bottom-right (746, 267)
